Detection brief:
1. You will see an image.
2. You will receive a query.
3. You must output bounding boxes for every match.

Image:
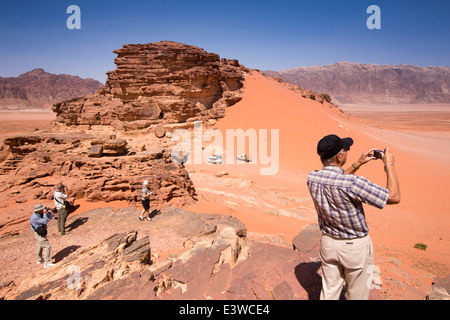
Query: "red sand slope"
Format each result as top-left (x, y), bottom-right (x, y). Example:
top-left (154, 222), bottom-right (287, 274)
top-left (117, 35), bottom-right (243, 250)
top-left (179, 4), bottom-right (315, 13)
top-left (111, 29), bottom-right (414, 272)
top-left (185, 71), bottom-right (449, 298)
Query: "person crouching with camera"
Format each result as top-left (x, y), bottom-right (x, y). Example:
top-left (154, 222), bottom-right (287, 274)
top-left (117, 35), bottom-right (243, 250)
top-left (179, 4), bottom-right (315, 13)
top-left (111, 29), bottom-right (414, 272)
top-left (30, 204), bottom-right (55, 268)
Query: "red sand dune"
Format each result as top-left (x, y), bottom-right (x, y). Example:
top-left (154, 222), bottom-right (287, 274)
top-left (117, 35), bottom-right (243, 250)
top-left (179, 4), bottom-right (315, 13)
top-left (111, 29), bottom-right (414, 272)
top-left (185, 72), bottom-right (450, 298)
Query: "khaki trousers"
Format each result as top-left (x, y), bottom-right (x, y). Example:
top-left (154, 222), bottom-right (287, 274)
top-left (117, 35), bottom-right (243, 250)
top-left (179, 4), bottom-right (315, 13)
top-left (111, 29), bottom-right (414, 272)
top-left (34, 232), bottom-right (52, 264)
top-left (57, 207), bottom-right (68, 234)
top-left (319, 233), bottom-right (374, 300)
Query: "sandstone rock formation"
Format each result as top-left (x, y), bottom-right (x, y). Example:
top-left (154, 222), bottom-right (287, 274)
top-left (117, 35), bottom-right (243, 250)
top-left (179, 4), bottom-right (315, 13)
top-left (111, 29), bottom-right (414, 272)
top-left (264, 62), bottom-right (450, 104)
top-left (0, 69), bottom-right (103, 110)
top-left (0, 132), bottom-right (195, 212)
top-left (2, 229), bottom-right (150, 300)
top-left (0, 207), bottom-right (327, 300)
top-left (0, 41), bottom-right (252, 238)
top-left (53, 41), bottom-right (248, 129)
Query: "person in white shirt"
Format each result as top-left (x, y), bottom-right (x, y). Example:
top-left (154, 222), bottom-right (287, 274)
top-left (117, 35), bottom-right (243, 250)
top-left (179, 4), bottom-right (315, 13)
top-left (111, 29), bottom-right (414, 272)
top-left (54, 183), bottom-right (69, 235)
top-left (139, 180), bottom-right (153, 221)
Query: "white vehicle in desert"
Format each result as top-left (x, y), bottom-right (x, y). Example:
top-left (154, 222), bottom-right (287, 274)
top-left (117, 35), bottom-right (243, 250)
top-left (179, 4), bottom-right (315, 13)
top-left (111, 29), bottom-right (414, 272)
top-left (236, 154), bottom-right (252, 162)
top-left (207, 155), bottom-right (223, 164)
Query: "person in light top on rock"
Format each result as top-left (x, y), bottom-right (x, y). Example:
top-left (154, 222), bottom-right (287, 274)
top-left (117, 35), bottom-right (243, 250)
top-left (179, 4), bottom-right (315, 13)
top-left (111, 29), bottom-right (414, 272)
top-left (139, 180), bottom-right (153, 221)
top-left (54, 183), bottom-right (69, 235)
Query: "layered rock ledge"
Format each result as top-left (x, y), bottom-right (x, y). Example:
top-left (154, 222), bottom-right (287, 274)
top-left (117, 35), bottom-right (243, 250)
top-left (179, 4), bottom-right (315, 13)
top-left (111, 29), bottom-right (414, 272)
top-left (0, 132), bottom-right (195, 212)
top-left (0, 207), bottom-right (326, 300)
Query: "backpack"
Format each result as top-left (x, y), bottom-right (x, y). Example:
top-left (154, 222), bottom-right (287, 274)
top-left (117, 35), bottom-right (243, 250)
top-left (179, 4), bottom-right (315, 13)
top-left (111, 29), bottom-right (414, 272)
top-left (33, 225), bottom-right (47, 236)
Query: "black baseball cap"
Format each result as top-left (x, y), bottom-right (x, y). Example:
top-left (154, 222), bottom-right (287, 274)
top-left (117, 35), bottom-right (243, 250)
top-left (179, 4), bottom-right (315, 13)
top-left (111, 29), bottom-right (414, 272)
top-left (317, 134), bottom-right (353, 159)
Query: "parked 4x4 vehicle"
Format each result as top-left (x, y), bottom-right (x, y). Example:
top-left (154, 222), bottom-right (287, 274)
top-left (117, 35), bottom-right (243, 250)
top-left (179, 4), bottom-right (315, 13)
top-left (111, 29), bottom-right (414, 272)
top-left (207, 155), bottom-right (223, 164)
top-left (236, 154), bottom-right (252, 162)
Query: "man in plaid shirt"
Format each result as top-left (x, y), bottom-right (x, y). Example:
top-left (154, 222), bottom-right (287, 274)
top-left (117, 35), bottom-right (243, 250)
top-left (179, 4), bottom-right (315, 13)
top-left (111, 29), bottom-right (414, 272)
top-left (307, 134), bottom-right (400, 300)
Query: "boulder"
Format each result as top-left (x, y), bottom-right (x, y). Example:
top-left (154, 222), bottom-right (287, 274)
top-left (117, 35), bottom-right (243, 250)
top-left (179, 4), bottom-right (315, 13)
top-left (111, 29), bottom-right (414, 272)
top-left (426, 276), bottom-right (450, 300)
top-left (154, 125), bottom-right (166, 138)
top-left (103, 139), bottom-right (127, 152)
top-left (292, 223), bottom-right (322, 255)
top-left (88, 144), bottom-right (103, 157)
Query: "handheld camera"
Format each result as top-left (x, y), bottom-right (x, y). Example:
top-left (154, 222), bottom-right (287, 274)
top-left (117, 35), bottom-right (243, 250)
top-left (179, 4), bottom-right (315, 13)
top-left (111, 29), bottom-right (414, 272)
top-left (373, 149), bottom-right (385, 160)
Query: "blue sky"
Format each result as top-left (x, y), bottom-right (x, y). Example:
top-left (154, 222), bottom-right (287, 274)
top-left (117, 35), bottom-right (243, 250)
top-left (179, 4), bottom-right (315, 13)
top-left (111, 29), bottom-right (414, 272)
top-left (1, 0), bottom-right (449, 83)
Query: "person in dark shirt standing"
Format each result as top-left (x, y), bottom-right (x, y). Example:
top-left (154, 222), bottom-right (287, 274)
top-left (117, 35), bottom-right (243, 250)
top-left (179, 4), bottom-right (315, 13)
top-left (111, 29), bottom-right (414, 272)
top-left (307, 134), bottom-right (400, 300)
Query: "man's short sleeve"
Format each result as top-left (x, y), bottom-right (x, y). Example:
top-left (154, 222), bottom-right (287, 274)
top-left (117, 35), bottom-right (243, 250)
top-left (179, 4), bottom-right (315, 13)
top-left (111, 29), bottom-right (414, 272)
top-left (350, 176), bottom-right (389, 209)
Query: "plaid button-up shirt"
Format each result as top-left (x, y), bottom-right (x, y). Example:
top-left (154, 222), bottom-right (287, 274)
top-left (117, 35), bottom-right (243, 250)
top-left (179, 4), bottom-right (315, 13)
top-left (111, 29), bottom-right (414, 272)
top-left (307, 166), bottom-right (389, 239)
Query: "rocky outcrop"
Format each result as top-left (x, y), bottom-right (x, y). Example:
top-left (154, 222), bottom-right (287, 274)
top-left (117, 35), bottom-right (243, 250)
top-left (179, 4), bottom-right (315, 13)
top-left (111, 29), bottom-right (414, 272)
top-left (426, 276), bottom-right (450, 300)
top-left (0, 207), bottom-right (328, 300)
top-left (264, 62), bottom-right (450, 104)
top-left (89, 138), bottom-right (128, 157)
top-left (2, 230), bottom-right (150, 300)
top-left (53, 41), bottom-right (248, 129)
top-left (261, 74), bottom-right (353, 121)
top-left (0, 41), bottom-right (251, 235)
top-left (0, 69), bottom-right (103, 110)
top-left (263, 74), bottom-right (333, 105)
top-left (0, 132), bottom-right (195, 210)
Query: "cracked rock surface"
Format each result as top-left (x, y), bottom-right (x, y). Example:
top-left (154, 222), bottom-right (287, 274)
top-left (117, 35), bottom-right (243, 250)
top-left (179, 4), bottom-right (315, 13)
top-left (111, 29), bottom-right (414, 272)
top-left (0, 206), bottom-right (329, 300)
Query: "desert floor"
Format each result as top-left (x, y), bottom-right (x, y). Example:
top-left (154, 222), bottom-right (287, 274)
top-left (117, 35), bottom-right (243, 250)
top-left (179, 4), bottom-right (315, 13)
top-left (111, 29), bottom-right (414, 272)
top-left (0, 73), bottom-right (448, 299)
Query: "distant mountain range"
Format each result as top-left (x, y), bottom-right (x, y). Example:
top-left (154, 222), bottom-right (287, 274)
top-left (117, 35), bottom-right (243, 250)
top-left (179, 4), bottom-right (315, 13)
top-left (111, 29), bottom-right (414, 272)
top-left (0, 69), bottom-right (104, 110)
top-left (264, 62), bottom-right (450, 105)
top-left (2, 63), bottom-right (449, 111)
